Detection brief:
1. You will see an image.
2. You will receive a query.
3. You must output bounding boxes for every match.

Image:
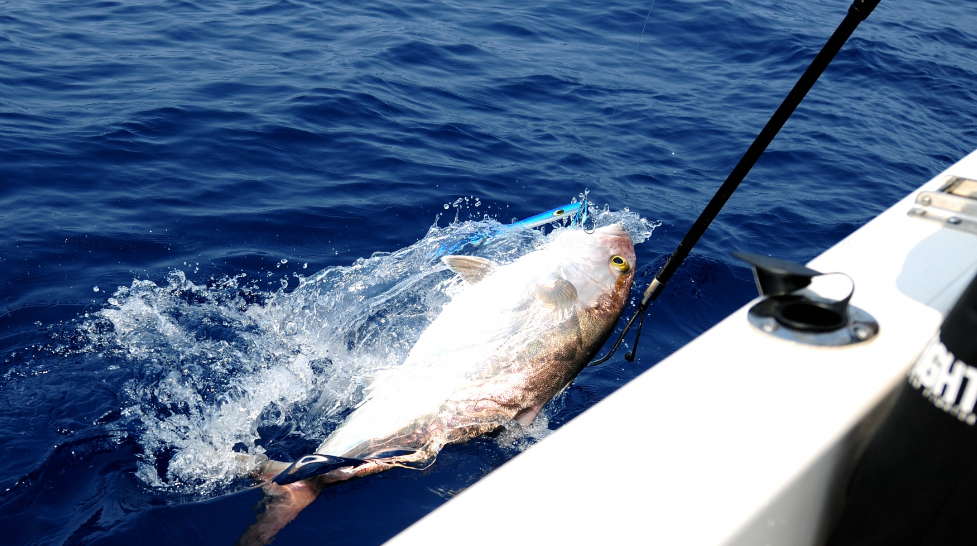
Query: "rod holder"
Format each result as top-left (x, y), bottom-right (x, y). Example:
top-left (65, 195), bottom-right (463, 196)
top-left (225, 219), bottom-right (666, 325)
top-left (733, 252), bottom-right (879, 347)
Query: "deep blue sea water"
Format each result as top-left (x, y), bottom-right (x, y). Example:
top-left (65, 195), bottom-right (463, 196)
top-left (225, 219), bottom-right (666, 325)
top-left (1, 0), bottom-right (975, 544)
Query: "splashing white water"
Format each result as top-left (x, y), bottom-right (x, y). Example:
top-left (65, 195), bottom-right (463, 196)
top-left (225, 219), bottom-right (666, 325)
top-left (84, 204), bottom-right (658, 495)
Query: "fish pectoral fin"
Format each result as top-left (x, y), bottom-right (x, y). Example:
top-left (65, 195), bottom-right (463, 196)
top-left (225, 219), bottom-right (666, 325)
top-left (514, 402), bottom-right (546, 426)
top-left (536, 278), bottom-right (578, 319)
top-left (441, 255), bottom-right (497, 284)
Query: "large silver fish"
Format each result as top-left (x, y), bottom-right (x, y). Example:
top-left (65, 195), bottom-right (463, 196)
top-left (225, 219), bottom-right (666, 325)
top-left (240, 224), bottom-right (636, 544)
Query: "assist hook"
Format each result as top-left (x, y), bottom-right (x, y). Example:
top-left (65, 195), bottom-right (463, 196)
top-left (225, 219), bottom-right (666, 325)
top-left (589, 277), bottom-right (663, 366)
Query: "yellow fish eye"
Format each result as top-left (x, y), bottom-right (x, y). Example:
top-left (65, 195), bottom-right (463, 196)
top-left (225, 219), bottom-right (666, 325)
top-left (610, 255), bottom-right (630, 273)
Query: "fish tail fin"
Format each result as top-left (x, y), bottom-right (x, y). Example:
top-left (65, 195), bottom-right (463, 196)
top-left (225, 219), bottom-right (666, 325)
top-left (238, 450), bottom-right (437, 545)
top-left (237, 477), bottom-right (324, 546)
top-left (237, 454), bottom-right (393, 546)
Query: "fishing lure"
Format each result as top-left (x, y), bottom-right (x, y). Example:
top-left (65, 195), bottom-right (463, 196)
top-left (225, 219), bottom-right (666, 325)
top-left (435, 201), bottom-right (590, 257)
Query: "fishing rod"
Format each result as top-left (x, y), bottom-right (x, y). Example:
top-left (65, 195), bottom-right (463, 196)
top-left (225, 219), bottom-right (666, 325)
top-left (591, 0), bottom-right (882, 366)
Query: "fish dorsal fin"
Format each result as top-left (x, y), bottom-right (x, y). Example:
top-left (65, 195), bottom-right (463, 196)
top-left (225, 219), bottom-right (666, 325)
top-left (537, 277), bottom-right (578, 320)
top-left (442, 255), bottom-right (497, 284)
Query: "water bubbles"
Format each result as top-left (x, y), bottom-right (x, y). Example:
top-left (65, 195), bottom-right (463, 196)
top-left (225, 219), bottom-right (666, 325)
top-left (442, 195), bottom-right (496, 225)
top-left (93, 286), bottom-right (100, 292)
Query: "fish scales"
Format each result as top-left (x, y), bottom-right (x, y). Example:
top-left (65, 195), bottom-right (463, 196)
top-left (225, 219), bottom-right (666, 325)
top-left (317, 224), bottom-right (635, 460)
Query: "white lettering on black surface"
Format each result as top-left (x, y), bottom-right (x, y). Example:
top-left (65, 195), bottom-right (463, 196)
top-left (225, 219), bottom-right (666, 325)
top-left (908, 335), bottom-right (977, 426)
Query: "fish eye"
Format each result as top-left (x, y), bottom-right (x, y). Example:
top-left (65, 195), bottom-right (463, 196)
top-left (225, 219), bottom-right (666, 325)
top-left (610, 255), bottom-right (630, 273)
top-left (553, 209), bottom-right (565, 216)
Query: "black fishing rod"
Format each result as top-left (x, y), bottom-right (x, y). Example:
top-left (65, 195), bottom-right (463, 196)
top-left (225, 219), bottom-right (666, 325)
top-left (592, 0), bottom-right (882, 366)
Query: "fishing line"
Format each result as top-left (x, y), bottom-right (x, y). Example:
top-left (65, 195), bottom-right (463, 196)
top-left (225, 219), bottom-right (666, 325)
top-left (610, 0), bottom-right (658, 119)
top-left (591, 0), bottom-right (883, 366)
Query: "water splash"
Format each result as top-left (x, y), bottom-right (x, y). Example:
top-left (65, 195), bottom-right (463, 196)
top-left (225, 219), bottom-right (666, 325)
top-left (78, 202), bottom-right (658, 496)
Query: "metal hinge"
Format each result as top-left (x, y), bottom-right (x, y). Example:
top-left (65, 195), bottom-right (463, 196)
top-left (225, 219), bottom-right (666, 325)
top-left (908, 175), bottom-right (977, 235)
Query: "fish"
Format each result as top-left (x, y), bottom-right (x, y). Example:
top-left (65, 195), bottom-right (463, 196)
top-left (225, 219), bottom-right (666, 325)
top-left (238, 224), bottom-right (636, 545)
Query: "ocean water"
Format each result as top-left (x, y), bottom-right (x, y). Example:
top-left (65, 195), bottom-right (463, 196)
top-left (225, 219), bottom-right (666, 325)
top-left (1, 0), bottom-right (975, 544)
